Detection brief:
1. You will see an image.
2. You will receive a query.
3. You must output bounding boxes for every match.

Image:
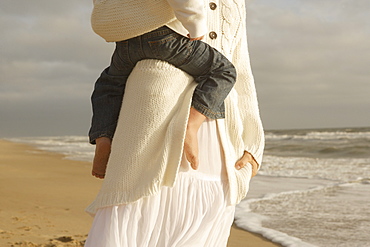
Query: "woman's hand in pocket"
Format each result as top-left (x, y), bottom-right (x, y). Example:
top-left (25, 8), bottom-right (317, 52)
top-left (235, 151), bottom-right (259, 178)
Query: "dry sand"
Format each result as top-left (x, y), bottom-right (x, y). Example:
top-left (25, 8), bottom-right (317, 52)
top-left (0, 139), bottom-right (281, 247)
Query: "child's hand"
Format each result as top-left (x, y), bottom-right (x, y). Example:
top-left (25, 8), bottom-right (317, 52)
top-left (187, 34), bottom-right (204, 41)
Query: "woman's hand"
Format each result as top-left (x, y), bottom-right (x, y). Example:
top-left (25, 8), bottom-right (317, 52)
top-left (235, 151), bottom-right (259, 178)
top-left (187, 34), bottom-right (204, 41)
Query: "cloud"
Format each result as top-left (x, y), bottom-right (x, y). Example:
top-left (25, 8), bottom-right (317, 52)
top-left (0, 0), bottom-right (369, 137)
top-left (0, 1), bottom-right (114, 103)
top-left (0, 1), bottom-right (115, 137)
top-left (246, 0), bottom-right (370, 128)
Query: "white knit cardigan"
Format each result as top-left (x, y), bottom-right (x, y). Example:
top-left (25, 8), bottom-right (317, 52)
top-left (86, 0), bottom-right (265, 214)
top-left (91, 0), bottom-right (207, 41)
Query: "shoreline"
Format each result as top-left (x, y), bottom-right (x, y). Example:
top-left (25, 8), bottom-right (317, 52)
top-left (0, 139), bottom-right (281, 246)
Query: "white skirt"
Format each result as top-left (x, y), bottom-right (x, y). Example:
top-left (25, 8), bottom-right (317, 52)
top-left (85, 119), bottom-right (235, 247)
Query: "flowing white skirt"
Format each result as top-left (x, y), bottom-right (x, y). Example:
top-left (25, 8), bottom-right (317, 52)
top-left (85, 119), bottom-right (235, 247)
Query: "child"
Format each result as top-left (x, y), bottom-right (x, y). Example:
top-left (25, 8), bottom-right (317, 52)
top-left (89, 0), bottom-right (237, 178)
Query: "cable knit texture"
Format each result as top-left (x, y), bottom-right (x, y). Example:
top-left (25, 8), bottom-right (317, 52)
top-left (86, 0), bottom-right (264, 214)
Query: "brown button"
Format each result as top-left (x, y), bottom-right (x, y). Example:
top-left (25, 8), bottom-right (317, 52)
top-left (209, 2), bottom-right (217, 10)
top-left (209, 31), bottom-right (217, 40)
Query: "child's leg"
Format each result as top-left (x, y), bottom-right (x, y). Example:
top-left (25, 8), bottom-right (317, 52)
top-left (89, 68), bottom-right (126, 144)
top-left (184, 46), bottom-right (236, 169)
top-left (89, 68), bottom-right (126, 179)
top-left (184, 44), bottom-right (236, 120)
top-left (89, 41), bottom-right (135, 178)
top-left (92, 137), bottom-right (111, 178)
top-left (184, 107), bottom-right (207, 170)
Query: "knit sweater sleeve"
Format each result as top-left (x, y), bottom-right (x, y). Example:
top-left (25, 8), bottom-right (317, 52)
top-left (231, 24), bottom-right (265, 169)
top-left (165, 0), bottom-right (207, 38)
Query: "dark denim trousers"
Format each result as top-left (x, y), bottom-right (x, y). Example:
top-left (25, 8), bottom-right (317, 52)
top-left (89, 26), bottom-right (236, 144)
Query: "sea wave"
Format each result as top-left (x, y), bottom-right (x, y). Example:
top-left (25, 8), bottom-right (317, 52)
top-left (264, 128), bottom-right (370, 159)
top-left (266, 127), bottom-right (370, 141)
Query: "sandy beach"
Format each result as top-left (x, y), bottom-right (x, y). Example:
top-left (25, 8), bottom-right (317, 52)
top-left (0, 139), bottom-right (281, 247)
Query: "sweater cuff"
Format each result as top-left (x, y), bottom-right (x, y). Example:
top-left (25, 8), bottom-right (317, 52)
top-left (185, 18), bottom-right (208, 39)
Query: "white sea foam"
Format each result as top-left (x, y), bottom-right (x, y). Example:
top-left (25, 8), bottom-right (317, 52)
top-left (234, 178), bottom-right (331, 247)
top-left (236, 176), bottom-right (370, 247)
top-left (7, 136), bottom-right (95, 162)
top-left (260, 155), bottom-right (370, 181)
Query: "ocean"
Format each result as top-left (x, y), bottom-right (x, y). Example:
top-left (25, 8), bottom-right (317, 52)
top-left (7, 127), bottom-right (370, 247)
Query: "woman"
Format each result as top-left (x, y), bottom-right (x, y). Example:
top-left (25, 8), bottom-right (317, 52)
top-left (85, 0), bottom-right (264, 246)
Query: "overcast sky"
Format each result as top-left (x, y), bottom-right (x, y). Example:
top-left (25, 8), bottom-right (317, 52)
top-left (0, 0), bottom-right (369, 138)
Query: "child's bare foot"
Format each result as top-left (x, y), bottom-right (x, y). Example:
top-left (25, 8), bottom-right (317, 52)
top-left (184, 107), bottom-right (207, 170)
top-left (92, 137), bottom-right (111, 179)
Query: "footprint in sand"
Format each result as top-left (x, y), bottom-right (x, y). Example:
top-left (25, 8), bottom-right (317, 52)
top-left (33, 225), bottom-right (41, 230)
top-left (12, 216), bottom-right (20, 221)
top-left (17, 226), bottom-right (31, 231)
top-left (0, 229), bottom-right (14, 239)
top-left (54, 236), bottom-right (74, 242)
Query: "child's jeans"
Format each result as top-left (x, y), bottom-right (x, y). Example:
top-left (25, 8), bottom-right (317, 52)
top-left (89, 26), bottom-right (236, 144)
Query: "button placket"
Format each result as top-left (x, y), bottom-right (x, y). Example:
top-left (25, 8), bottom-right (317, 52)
top-left (208, 2), bottom-right (218, 41)
top-left (209, 31), bottom-right (217, 40)
top-left (209, 2), bottom-right (217, 10)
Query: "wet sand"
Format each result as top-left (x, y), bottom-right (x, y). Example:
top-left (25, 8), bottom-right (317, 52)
top-left (0, 139), bottom-right (281, 246)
